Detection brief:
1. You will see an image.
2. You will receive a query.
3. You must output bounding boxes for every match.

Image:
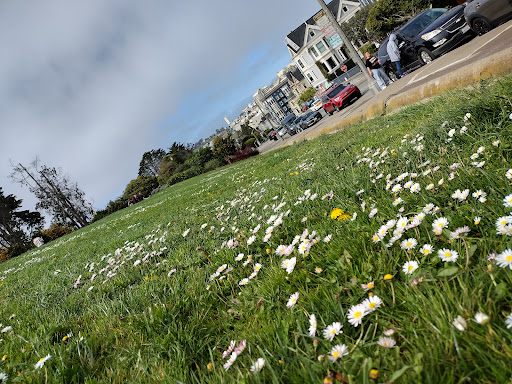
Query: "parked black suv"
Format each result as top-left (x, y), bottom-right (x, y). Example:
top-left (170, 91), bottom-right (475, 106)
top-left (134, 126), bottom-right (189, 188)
top-left (378, 5), bottom-right (475, 80)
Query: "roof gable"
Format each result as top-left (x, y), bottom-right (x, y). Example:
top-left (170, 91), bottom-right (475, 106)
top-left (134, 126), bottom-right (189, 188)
top-left (286, 0), bottom-right (361, 56)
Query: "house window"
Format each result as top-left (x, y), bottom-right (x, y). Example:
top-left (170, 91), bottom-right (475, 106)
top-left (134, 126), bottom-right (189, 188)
top-left (307, 73), bottom-right (315, 83)
top-left (297, 59), bottom-right (305, 69)
top-left (343, 6), bottom-right (348, 12)
top-left (338, 49), bottom-right (347, 61)
top-left (310, 31), bottom-right (315, 37)
top-left (310, 47), bottom-right (318, 58)
top-left (316, 41), bottom-right (326, 54)
top-left (326, 56), bottom-right (337, 70)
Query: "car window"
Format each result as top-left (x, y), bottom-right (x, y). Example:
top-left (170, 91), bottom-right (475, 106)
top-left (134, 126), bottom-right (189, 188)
top-left (401, 8), bottom-right (448, 36)
top-left (321, 96), bottom-right (329, 102)
top-left (327, 84), bottom-right (346, 98)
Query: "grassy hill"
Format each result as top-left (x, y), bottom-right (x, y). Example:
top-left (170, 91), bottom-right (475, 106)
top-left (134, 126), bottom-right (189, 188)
top-left (1, 76), bottom-right (512, 383)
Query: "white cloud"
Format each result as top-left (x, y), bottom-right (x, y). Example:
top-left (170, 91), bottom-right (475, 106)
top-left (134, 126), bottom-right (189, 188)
top-left (0, 0), bottom-right (321, 215)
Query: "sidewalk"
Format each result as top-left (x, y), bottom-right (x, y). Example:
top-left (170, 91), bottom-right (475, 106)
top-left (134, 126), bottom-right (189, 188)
top-left (274, 20), bottom-right (512, 148)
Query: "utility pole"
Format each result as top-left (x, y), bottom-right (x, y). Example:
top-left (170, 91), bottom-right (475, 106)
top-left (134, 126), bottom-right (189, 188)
top-left (316, 0), bottom-right (379, 94)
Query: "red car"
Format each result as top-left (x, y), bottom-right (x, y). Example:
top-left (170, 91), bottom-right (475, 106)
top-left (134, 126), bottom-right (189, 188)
top-left (321, 83), bottom-right (361, 115)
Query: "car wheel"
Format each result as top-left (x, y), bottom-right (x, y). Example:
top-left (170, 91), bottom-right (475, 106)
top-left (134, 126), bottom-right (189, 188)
top-left (418, 48), bottom-right (435, 65)
top-left (328, 110), bottom-right (333, 116)
top-left (472, 18), bottom-right (491, 35)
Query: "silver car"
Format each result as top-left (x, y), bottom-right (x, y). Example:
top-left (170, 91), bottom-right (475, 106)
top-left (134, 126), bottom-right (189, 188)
top-left (464, 0), bottom-right (512, 35)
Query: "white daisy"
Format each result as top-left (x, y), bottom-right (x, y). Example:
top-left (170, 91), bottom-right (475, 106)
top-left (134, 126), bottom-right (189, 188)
top-left (400, 238), bottom-right (418, 250)
top-left (34, 354), bottom-right (52, 369)
top-left (432, 217), bottom-right (449, 235)
top-left (438, 248), bottom-right (459, 262)
top-left (347, 304), bottom-right (366, 327)
top-left (362, 295), bottom-right (383, 312)
top-left (377, 336), bottom-right (396, 348)
top-left (402, 260), bottom-right (419, 275)
top-left (419, 244), bottom-right (434, 255)
top-left (503, 194), bottom-right (512, 208)
top-left (506, 313), bottom-right (512, 329)
top-left (309, 314), bottom-right (317, 337)
top-left (250, 358), bottom-right (265, 373)
top-left (286, 292), bottom-right (299, 308)
top-left (474, 311), bottom-right (490, 325)
top-left (496, 249), bottom-right (512, 269)
top-left (452, 315), bottom-right (467, 332)
top-left (323, 322), bottom-right (343, 341)
top-left (281, 257), bottom-right (297, 274)
top-left (410, 183), bottom-right (421, 193)
top-left (328, 344), bottom-right (349, 362)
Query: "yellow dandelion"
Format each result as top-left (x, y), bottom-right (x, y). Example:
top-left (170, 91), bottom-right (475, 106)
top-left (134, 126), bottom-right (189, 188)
top-left (369, 369), bottom-right (379, 379)
top-left (384, 274), bottom-right (393, 280)
top-left (330, 208), bottom-right (343, 220)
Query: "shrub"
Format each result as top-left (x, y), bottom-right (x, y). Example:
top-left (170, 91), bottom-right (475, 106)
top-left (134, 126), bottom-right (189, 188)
top-left (7, 243), bottom-right (32, 258)
top-left (235, 147), bottom-right (259, 162)
top-left (204, 158), bottom-right (225, 172)
top-left (244, 138), bottom-right (256, 148)
top-left (167, 166), bottom-right (202, 186)
top-left (122, 176), bottom-right (159, 201)
top-left (0, 248), bottom-right (9, 263)
top-left (36, 224), bottom-right (74, 244)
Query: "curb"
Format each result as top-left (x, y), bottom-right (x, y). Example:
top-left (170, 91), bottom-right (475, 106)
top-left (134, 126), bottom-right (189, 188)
top-left (386, 46), bottom-right (512, 112)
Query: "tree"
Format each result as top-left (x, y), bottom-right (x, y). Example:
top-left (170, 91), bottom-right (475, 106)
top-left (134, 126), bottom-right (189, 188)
top-left (0, 187), bottom-right (43, 249)
top-left (365, 0), bottom-right (457, 36)
top-left (138, 149), bottom-right (166, 177)
top-left (240, 122), bottom-right (253, 137)
top-left (298, 87), bottom-right (317, 106)
top-left (11, 159), bottom-right (92, 228)
top-left (122, 176), bottom-right (159, 201)
top-left (213, 135), bottom-right (237, 164)
top-left (341, 5), bottom-right (378, 44)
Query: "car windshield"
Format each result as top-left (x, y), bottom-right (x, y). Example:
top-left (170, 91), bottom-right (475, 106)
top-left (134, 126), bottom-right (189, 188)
top-left (401, 8), bottom-right (448, 36)
top-left (327, 84), bottom-right (346, 98)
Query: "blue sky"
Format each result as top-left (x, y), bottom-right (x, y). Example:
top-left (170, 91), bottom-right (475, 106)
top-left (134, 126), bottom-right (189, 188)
top-left (0, 0), bottom-right (322, 218)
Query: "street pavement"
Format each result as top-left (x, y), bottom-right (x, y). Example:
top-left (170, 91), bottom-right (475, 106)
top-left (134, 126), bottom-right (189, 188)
top-left (260, 19), bottom-right (512, 154)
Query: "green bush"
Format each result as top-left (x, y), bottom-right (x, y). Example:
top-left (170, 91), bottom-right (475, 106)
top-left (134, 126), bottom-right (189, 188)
top-left (122, 176), bottom-right (159, 201)
top-left (167, 166), bottom-right (202, 186)
top-left (204, 158), bottom-right (225, 172)
top-left (244, 138), bottom-right (256, 148)
top-left (360, 42), bottom-right (377, 55)
top-left (35, 224), bottom-right (74, 244)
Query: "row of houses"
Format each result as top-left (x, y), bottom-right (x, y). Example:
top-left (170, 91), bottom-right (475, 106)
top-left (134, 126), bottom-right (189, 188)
top-left (245, 0), bottom-right (377, 131)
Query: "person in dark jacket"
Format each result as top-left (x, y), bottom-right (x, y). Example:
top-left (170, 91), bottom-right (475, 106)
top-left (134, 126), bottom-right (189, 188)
top-left (364, 51), bottom-right (390, 90)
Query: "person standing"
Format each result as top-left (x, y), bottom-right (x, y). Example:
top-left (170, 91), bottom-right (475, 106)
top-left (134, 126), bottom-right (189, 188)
top-left (387, 33), bottom-right (404, 77)
top-left (364, 52), bottom-right (390, 90)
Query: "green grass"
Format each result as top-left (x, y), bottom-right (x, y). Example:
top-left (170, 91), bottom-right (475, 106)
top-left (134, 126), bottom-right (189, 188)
top-left (1, 76), bottom-right (512, 383)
